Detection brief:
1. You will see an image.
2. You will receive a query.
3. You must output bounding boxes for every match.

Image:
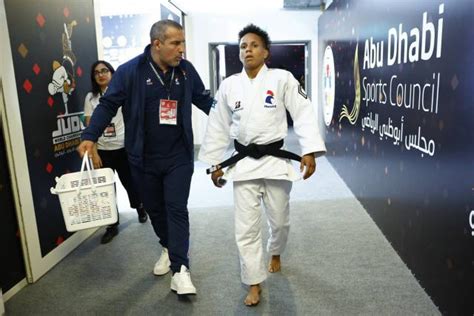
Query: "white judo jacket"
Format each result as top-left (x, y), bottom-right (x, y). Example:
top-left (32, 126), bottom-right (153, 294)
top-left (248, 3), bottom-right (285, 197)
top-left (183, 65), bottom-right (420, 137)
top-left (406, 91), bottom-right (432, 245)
top-left (199, 65), bottom-right (326, 182)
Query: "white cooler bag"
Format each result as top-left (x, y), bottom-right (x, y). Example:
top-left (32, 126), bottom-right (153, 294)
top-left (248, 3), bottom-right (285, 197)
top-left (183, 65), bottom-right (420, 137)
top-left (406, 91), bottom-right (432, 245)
top-left (50, 153), bottom-right (118, 232)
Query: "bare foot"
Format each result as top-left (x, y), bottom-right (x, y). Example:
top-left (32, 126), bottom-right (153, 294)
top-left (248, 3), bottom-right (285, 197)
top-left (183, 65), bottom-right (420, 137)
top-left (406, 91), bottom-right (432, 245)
top-left (244, 284), bottom-right (261, 306)
top-left (268, 255), bottom-right (281, 273)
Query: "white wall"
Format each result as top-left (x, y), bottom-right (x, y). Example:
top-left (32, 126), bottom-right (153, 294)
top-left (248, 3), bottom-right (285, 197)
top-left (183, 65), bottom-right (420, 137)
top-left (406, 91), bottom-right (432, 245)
top-left (184, 9), bottom-right (322, 144)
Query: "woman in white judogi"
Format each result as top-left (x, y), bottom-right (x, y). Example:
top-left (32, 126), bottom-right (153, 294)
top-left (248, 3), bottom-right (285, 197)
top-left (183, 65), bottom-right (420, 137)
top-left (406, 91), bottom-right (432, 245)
top-left (199, 24), bottom-right (326, 306)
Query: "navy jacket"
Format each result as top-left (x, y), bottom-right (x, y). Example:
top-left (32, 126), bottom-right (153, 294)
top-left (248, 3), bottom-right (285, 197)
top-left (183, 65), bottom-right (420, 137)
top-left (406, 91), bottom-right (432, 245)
top-left (82, 45), bottom-right (213, 167)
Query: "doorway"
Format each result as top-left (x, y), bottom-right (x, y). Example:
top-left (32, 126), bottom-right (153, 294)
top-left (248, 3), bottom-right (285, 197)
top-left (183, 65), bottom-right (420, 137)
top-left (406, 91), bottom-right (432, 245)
top-left (209, 41), bottom-right (311, 126)
top-left (209, 41), bottom-right (311, 96)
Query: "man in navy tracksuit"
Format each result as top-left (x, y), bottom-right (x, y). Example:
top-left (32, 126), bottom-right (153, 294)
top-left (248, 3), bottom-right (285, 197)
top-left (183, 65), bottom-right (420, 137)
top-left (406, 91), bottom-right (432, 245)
top-left (78, 20), bottom-right (213, 295)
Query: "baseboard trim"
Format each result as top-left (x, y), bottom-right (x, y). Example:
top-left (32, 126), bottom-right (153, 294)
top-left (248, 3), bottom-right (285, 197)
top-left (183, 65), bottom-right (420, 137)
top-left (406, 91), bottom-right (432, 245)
top-left (3, 278), bottom-right (28, 302)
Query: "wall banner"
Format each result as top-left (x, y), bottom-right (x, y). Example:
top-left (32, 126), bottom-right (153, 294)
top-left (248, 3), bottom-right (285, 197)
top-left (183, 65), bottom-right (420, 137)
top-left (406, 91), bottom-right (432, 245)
top-left (4, 0), bottom-right (98, 257)
top-left (319, 0), bottom-right (474, 314)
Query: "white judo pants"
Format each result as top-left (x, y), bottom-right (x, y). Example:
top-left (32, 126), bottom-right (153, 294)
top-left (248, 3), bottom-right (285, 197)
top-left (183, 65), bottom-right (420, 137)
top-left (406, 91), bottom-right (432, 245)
top-left (233, 179), bottom-right (292, 285)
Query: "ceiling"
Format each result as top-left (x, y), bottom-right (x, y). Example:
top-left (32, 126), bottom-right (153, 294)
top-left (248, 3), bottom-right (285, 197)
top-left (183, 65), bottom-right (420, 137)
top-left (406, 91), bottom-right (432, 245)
top-left (170, 0), bottom-right (324, 14)
top-left (171, 0), bottom-right (283, 14)
top-left (283, 0), bottom-right (325, 9)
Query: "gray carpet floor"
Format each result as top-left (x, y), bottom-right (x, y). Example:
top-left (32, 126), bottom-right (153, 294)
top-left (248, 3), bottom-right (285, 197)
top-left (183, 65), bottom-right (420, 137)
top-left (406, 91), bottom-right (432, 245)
top-left (5, 155), bottom-right (440, 315)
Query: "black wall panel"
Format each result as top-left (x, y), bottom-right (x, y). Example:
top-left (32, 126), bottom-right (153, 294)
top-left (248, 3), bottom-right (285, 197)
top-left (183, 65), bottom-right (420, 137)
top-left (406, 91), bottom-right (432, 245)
top-left (0, 125), bottom-right (25, 293)
top-left (319, 0), bottom-right (474, 314)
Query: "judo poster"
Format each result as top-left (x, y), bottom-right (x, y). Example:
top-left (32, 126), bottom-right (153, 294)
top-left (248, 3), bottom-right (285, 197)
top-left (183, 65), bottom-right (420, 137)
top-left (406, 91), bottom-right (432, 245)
top-left (4, 0), bottom-right (98, 257)
top-left (319, 0), bottom-right (474, 314)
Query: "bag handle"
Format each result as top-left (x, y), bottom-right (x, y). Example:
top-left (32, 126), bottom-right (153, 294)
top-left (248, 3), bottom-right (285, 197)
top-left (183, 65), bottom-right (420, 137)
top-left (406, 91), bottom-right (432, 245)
top-left (77, 151), bottom-right (96, 194)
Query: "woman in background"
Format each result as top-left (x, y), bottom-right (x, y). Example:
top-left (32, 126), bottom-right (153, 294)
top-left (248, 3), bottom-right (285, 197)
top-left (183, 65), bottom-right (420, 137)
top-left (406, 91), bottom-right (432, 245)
top-left (84, 60), bottom-right (148, 244)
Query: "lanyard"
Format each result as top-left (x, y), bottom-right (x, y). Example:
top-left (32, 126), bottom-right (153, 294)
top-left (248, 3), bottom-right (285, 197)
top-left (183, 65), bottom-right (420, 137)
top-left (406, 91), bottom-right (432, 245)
top-left (149, 62), bottom-right (175, 100)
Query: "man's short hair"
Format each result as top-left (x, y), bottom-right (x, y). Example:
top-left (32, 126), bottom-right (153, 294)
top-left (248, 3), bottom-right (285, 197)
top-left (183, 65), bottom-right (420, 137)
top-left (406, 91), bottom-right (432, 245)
top-left (150, 19), bottom-right (183, 42)
top-left (238, 24), bottom-right (271, 50)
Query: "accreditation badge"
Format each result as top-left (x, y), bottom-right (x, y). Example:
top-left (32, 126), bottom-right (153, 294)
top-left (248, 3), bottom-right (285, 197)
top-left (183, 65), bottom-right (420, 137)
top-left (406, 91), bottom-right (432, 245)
top-left (159, 99), bottom-right (178, 125)
top-left (103, 123), bottom-right (116, 137)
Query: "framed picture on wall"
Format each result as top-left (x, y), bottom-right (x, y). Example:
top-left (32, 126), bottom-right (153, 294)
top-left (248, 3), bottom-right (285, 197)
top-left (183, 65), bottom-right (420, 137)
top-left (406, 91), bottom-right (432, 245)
top-left (100, 0), bottom-right (185, 69)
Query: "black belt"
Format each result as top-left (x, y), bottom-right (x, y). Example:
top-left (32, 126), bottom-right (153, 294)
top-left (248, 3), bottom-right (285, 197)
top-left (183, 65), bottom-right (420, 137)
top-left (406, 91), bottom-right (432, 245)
top-left (206, 139), bottom-right (301, 174)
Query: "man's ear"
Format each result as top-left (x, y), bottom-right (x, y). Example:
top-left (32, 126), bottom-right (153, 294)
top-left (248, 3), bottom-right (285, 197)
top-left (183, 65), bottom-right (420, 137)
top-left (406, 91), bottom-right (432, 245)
top-left (152, 38), bottom-right (161, 49)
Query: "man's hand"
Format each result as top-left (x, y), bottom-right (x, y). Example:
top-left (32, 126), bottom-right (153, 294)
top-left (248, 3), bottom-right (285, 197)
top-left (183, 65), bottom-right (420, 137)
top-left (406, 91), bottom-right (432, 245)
top-left (77, 140), bottom-right (97, 162)
top-left (91, 144), bottom-right (103, 169)
top-left (300, 153), bottom-right (316, 180)
top-left (211, 167), bottom-right (225, 188)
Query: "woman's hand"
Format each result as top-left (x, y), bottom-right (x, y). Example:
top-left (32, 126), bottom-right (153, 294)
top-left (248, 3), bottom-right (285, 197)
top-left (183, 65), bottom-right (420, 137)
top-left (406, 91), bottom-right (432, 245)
top-left (211, 167), bottom-right (225, 188)
top-left (300, 153), bottom-right (316, 180)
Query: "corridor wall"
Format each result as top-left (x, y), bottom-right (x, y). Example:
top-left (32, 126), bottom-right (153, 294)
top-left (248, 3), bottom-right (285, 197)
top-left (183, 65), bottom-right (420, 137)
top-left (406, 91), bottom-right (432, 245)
top-left (318, 0), bottom-right (474, 314)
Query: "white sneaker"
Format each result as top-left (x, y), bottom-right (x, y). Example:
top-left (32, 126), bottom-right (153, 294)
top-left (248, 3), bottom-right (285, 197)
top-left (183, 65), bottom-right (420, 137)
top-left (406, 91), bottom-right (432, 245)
top-left (170, 265), bottom-right (197, 295)
top-left (153, 248), bottom-right (170, 275)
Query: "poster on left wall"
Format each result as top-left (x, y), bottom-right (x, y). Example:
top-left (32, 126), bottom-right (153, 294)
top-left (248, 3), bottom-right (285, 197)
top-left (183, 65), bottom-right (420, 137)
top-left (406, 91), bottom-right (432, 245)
top-left (4, 0), bottom-right (98, 258)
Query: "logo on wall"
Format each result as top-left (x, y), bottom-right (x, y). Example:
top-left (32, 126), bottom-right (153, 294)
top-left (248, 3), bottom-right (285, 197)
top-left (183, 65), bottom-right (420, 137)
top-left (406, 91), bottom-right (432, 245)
top-left (48, 20), bottom-right (84, 157)
top-left (339, 43), bottom-right (361, 125)
top-left (322, 45), bottom-right (335, 126)
top-left (470, 210), bottom-right (474, 236)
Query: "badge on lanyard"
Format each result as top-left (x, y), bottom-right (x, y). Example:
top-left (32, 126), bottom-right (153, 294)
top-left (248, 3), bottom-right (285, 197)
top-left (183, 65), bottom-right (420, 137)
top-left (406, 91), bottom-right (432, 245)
top-left (149, 61), bottom-right (178, 125)
top-left (103, 123), bottom-right (116, 137)
top-left (159, 99), bottom-right (178, 125)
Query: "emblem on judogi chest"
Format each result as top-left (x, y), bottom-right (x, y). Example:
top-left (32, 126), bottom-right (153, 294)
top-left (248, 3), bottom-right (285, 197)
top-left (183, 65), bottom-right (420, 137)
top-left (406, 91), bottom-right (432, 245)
top-left (264, 90), bottom-right (276, 108)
